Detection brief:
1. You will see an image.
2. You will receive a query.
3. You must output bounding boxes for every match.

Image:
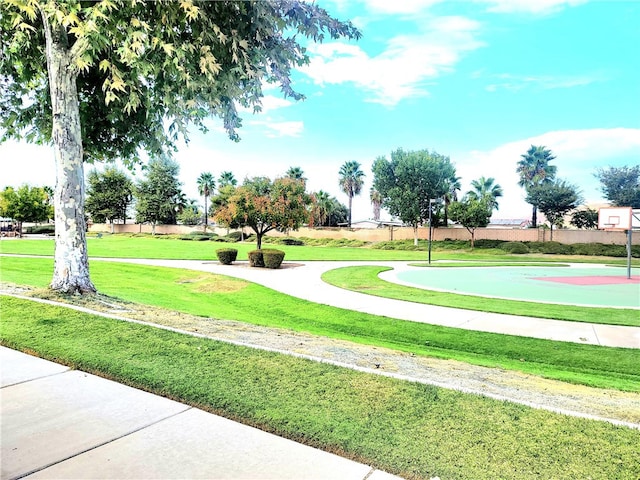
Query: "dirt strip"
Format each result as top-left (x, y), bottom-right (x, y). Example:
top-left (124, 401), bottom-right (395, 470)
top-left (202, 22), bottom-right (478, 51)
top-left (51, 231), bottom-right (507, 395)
top-left (2, 284), bottom-right (639, 429)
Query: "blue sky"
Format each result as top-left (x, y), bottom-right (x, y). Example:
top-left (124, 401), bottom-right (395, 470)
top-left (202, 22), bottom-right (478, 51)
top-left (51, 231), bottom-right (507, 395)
top-left (1, 0), bottom-right (639, 221)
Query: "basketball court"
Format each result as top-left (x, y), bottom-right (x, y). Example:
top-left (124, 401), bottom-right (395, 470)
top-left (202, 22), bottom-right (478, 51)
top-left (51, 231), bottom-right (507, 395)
top-left (393, 265), bottom-right (640, 308)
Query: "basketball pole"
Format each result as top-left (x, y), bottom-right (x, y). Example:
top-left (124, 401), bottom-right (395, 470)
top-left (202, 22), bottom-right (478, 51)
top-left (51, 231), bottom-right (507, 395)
top-left (626, 228), bottom-right (632, 280)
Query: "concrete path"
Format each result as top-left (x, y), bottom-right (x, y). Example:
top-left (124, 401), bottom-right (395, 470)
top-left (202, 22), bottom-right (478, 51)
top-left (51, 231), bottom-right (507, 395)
top-left (1, 347), bottom-right (401, 480)
top-left (93, 258), bottom-right (640, 349)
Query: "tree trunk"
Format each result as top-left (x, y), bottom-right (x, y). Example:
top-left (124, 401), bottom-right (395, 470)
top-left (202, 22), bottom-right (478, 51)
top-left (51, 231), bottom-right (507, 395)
top-left (532, 205), bottom-right (537, 228)
top-left (413, 225), bottom-right (418, 246)
top-left (348, 195), bottom-right (353, 227)
top-left (256, 232), bottom-right (262, 250)
top-left (203, 194), bottom-right (208, 232)
top-left (43, 13), bottom-right (96, 294)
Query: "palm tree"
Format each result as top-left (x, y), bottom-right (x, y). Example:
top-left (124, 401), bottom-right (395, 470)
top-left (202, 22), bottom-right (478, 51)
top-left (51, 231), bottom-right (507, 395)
top-left (218, 171), bottom-right (237, 188)
top-left (442, 175), bottom-right (461, 226)
top-left (370, 187), bottom-right (382, 221)
top-left (312, 190), bottom-right (332, 226)
top-left (516, 145), bottom-right (557, 227)
top-left (467, 176), bottom-right (503, 210)
top-left (286, 166), bottom-right (306, 184)
top-left (338, 160), bottom-right (365, 227)
top-left (197, 172), bottom-right (215, 231)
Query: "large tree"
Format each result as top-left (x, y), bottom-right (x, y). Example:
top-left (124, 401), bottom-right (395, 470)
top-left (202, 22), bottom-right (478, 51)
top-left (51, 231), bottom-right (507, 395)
top-left (516, 145), bottom-right (557, 227)
top-left (214, 176), bottom-right (309, 249)
top-left (0, 184), bottom-right (52, 235)
top-left (528, 180), bottom-right (582, 240)
top-left (338, 160), bottom-right (365, 227)
top-left (595, 166), bottom-right (640, 208)
top-left (448, 197), bottom-right (492, 249)
top-left (85, 167), bottom-right (133, 232)
top-left (197, 172), bottom-right (215, 231)
top-left (135, 156), bottom-right (183, 234)
top-left (0, 1), bottom-right (359, 293)
top-left (372, 148), bottom-right (456, 244)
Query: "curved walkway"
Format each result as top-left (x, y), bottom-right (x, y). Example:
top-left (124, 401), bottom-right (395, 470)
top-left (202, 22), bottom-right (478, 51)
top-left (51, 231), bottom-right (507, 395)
top-left (93, 258), bottom-right (640, 349)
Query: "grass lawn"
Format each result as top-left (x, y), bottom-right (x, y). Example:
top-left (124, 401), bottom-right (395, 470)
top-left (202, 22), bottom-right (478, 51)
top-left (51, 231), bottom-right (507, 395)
top-left (2, 295), bottom-right (639, 480)
top-left (2, 256), bottom-right (639, 392)
top-left (1, 234), bottom-right (637, 264)
top-left (322, 266), bottom-right (640, 327)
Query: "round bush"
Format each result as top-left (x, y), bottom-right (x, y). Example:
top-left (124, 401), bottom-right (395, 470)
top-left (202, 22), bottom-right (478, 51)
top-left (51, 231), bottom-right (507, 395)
top-left (541, 241), bottom-right (573, 255)
top-left (216, 248), bottom-right (238, 265)
top-left (262, 249), bottom-right (286, 269)
top-left (501, 242), bottom-right (530, 254)
top-left (248, 249), bottom-right (265, 267)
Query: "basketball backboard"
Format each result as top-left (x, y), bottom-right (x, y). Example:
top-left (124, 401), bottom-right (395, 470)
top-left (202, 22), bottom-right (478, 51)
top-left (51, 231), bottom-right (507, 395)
top-left (598, 207), bottom-right (632, 231)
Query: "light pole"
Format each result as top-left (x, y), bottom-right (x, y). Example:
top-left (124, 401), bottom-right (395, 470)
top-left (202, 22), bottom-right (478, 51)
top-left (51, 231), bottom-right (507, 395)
top-left (428, 199), bottom-right (435, 264)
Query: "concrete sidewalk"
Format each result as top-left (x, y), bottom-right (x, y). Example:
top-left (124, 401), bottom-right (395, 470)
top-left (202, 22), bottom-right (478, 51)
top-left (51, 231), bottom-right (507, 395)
top-left (95, 258), bottom-right (640, 349)
top-left (1, 347), bottom-right (401, 480)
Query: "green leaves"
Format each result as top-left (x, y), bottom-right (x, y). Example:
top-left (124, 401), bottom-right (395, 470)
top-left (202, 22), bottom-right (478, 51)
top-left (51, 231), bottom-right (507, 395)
top-left (1, 0), bottom-right (361, 165)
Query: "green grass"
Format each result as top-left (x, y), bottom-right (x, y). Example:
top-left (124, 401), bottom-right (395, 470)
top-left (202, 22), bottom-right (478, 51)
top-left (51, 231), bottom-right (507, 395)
top-left (2, 296), bottom-right (639, 480)
top-left (2, 234), bottom-right (637, 264)
top-left (322, 266), bottom-right (640, 327)
top-left (2, 256), bottom-right (639, 392)
top-left (408, 262), bottom-right (570, 267)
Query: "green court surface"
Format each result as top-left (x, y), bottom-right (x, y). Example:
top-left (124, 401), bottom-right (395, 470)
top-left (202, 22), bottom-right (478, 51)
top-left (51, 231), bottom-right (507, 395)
top-left (394, 266), bottom-right (640, 308)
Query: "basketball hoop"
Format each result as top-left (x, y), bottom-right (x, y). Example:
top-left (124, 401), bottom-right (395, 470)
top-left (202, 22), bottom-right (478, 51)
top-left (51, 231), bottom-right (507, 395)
top-left (598, 207), bottom-right (633, 279)
top-left (598, 207), bottom-right (631, 232)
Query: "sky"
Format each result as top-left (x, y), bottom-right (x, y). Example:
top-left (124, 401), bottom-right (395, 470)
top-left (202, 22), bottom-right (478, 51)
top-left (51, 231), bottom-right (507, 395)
top-left (1, 0), bottom-right (639, 222)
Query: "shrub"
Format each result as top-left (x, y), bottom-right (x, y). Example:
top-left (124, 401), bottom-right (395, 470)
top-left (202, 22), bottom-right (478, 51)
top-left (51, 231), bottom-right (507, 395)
top-left (279, 237), bottom-right (304, 246)
top-left (540, 241), bottom-right (573, 255)
top-left (262, 249), bottom-right (286, 269)
top-left (248, 249), bottom-right (265, 267)
top-left (225, 231), bottom-right (253, 242)
top-left (473, 239), bottom-right (504, 249)
top-left (216, 248), bottom-right (238, 265)
top-left (179, 234), bottom-right (214, 241)
top-left (26, 225), bottom-right (55, 235)
top-left (501, 242), bottom-right (530, 254)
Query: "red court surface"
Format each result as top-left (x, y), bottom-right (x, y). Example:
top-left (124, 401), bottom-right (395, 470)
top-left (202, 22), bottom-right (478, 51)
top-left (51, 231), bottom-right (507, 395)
top-left (534, 275), bottom-right (640, 286)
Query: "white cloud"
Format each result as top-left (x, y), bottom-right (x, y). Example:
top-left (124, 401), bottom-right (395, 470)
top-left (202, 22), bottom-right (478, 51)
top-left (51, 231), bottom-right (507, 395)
top-left (248, 120), bottom-right (304, 138)
top-left (362, 0), bottom-right (442, 14)
top-left (485, 73), bottom-right (606, 92)
top-left (237, 95), bottom-right (294, 115)
top-left (477, 0), bottom-right (588, 14)
top-left (455, 128), bottom-right (640, 218)
top-left (300, 16), bottom-right (484, 105)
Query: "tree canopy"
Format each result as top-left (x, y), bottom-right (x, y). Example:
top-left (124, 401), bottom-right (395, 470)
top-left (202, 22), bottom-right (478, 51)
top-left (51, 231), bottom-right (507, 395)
top-left (0, 184), bottom-right (52, 234)
top-left (595, 166), bottom-right (640, 208)
top-left (372, 148), bottom-right (456, 243)
top-left (466, 176), bottom-right (503, 210)
top-left (0, 0), bottom-right (359, 293)
top-left (135, 157), bottom-right (183, 233)
top-left (528, 180), bottom-right (582, 240)
top-left (85, 167), bottom-right (133, 231)
top-left (448, 197), bottom-right (492, 248)
top-left (214, 176), bottom-right (309, 249)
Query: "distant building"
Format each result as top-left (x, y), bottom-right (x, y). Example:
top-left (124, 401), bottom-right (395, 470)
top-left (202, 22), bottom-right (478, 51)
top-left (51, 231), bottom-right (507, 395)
top-left (486, 219), bottom-right (531, 229)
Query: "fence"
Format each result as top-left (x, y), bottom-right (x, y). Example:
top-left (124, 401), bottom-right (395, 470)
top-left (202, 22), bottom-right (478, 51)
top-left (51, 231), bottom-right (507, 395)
top-left (88, 223), bottom-right (637, 246)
